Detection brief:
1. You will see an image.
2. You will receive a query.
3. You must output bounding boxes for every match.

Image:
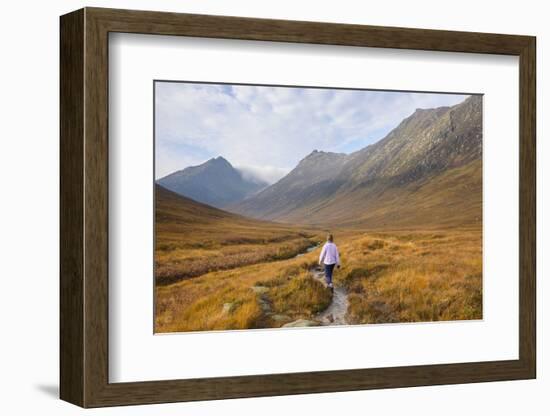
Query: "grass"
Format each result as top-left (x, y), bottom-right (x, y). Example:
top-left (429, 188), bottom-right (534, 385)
top-left (155, 227), bottom-right (482, 332)
top-left (155, 255), bottom-right (328, 332)
top-left (156, 237), bottom-right (315, 285)
top-left (154, 185), bottom-right (482, 333)
top-left (336, 229), bottom-right (482, 324)
top-left (258, 270), bottom-right (332, 323)
top-left (155, 185), bottom-right (321, 285)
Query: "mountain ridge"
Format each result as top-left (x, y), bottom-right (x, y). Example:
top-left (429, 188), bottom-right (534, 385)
top-left (230, 95), bottom-right (482, 228)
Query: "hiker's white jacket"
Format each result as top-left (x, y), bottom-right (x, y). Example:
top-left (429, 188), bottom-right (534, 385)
top-left (319, 242), bottom-right (340, 265)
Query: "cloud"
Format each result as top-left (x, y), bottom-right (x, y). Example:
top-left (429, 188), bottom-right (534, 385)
top-left (236, 165), bottom-right (291, 185)
top-left (155, 82), bottom-right (470, 180)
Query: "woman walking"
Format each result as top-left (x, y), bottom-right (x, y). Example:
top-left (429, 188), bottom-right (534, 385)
top-left (318, 234), bottom-right (340, 293)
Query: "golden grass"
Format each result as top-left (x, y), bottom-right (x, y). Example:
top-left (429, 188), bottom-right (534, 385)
top-left (336, 229), bottom-right (482, 324)
top-left (156, 237), bottom-right (314, 285)
top-left (259, 271), bottom-right (332, 322)
top-left (156, 228), bottom-right (482, 332)
top-left (155, 185), bottom-right (321, 285)
top-left (154, 185), bottom-right (482, 333)
top-left (155, 255), bottom-right (326, 332)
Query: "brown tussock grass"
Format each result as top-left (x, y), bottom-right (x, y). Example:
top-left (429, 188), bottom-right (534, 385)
top-left (155, 184), bottom-right (482, 332)
top-left (156, 228), bottom-right (482, 333)
top-left (155, 185), bottom-right (322, 285)
top-left (336, 229), bottom-right (482, 324)
top-left (155, 253), bottom-right (327, 333)
top-left (262, 271), bottom-right (332, 320)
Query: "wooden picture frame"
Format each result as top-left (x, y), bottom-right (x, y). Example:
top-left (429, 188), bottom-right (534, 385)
top-left (60, 7), bottom-right (536, 408)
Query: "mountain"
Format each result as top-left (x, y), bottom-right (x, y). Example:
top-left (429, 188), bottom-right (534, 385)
top-left (229, 150), bottom-right (349, 220)
top-left (157, 156), bottom-right (268, 208)
top-left (230, 95), bottom-right (482, 229)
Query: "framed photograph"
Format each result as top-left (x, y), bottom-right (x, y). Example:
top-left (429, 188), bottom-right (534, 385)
top-left (60, 7), bottom-right (536, 407)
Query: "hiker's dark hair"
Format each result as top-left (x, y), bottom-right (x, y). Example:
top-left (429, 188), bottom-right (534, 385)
top-left (327, 233), bottom-right (334, 242)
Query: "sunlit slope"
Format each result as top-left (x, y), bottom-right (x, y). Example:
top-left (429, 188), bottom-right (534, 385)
top-left (231, 96), bottom-right (482, 229)
top-left (155, 185), bottom-right (320, 284)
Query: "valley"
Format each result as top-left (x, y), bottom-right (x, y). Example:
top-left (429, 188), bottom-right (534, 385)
top-left (155, 185), bottom-right (320, 286)
top-left (154, 95), bottom-right (483, 332)
top-left (155, 199), bottom-right (482, 332)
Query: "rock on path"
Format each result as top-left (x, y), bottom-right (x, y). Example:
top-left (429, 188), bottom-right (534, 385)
top-left (282, 319), bottom-right (320, 328)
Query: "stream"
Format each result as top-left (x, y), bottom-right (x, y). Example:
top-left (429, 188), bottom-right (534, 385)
top-left (294, 243), bottom-right (321, 257)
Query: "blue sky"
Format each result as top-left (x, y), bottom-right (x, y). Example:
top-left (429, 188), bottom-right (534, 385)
top-left (155, 82), bottom-right (470, 183)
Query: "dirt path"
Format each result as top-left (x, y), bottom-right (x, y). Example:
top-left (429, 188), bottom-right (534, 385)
top-left (311, 267), bottom-right (349, 325)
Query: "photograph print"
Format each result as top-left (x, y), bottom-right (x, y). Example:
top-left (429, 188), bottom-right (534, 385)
top-left (154, 81), bottom-right (483, 333)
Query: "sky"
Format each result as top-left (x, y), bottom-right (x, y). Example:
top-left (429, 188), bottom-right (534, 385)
top-left (155, 82), bottom-right (470, 183)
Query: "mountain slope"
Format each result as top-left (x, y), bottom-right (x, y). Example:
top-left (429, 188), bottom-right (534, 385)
top-left (340, 94), bottom-right (481, 186)
top-left (230, 150), bottom-right (349, 220)
top-left (156, 183), bottom-right (244, 226)
top-left (231, 95), bottom-right (482, 228)
top-left (155, 184), bottom-right (318, 285)
top-left (157, 156), bottom-right (267, 208)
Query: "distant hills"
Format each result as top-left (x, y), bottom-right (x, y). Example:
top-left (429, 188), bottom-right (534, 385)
top-left (157, 156), bottom-right (267, 208)
top-left (230, 95), bottom-right (482, 229)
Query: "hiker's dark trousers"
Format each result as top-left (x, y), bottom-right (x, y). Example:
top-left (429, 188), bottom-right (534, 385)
top-left (324, 263), bottom-right (336, 286)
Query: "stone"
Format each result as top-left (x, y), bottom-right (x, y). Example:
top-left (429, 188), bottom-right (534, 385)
top-left (271, 314), bottom-right (291, 322)
top-left (258, 296), bottom-right (272, 314)
top-left (222, 302), bottom-right (235, 314)
top-left (251, 286), bottom-right (269, 294)
top-left (282, 319), bottom-right (320, 328)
